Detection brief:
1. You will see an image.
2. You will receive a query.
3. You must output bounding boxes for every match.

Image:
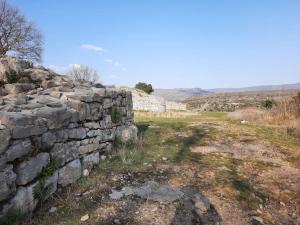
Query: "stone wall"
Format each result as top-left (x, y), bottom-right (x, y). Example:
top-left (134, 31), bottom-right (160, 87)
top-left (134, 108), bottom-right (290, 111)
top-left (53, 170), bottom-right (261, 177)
top-left (0, 58), bottom-right (137, 219)
top-left (120, 87), bottom-right (187, 112)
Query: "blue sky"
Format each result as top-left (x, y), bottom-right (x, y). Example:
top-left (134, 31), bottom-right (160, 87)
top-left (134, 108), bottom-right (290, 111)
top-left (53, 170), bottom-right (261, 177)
top-left (11, 0), bottom-right (300, 88)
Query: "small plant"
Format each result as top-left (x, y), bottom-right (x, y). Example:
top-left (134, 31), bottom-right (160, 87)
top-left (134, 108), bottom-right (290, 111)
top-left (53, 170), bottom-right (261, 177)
top-left (262, 99), bottom-right (275, 109)
top-left (40, 161), bottom-right (57, 179)
top-left (5, 70), bottom-right (18, 84)
top-left (111, 105), bottom-right (121, 123)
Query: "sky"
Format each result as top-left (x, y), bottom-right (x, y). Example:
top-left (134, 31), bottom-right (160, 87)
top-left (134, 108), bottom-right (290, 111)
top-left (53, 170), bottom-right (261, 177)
top-left (10, 0), bottom-right (300, 89)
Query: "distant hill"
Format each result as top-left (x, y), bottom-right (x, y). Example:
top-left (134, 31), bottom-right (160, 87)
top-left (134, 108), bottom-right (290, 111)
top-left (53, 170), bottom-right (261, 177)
top-left (208, 83), bottom-right (300, 93)
top-left (152, 83), bottom-right (300, 101)
top-left (152, 88), bottom-right (210, 101)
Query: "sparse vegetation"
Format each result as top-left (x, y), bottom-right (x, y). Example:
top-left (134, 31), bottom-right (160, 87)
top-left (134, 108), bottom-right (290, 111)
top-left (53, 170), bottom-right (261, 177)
top-left (68, 64), bottom-right (98, 83)
top-left (28, 111), bottom-right (300, 225)
top-left (5, 70), bottom-right (17, 84)
top-left (262, 99), bottom-right (275, 109)
top-left (135, 82), bottom-right (154, 94)
top-left (111, 105), bottom-right (121, 123)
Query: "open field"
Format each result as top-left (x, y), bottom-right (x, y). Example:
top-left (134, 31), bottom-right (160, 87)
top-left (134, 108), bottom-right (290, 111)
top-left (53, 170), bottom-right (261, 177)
top-left (9, 111), bottom-right (299, 225)
top-left (184, 89), bottom-right (299, 111)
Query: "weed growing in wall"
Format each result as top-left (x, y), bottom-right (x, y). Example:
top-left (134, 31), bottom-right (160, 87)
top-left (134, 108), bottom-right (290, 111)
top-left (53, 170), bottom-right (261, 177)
top-left (111, 105), bottom-right (121, 123)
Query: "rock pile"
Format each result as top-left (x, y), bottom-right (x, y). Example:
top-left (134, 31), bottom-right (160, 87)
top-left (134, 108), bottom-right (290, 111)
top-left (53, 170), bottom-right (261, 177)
top-left (0, 57), bottom-right (138, 219)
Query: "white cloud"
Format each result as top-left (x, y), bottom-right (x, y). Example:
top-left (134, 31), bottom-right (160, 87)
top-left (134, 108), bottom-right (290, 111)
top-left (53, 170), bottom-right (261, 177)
top-left (121, 67), bottom-right (128, 72)
top-left (81, 44), bottom-right (104, 53)
top-left (105, 59), bottom-right (113, 64)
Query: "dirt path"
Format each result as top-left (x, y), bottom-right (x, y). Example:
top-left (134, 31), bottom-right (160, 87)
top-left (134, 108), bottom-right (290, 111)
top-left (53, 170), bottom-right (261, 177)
top-left (26, 113), bottom-right (300, 225)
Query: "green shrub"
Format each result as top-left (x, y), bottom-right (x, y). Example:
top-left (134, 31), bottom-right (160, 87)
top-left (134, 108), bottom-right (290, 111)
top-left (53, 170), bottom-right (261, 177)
top-left (135, 82), bottom-right (154, 94)
top-left (40, 161), bottom-right (57, 179)
top-left (5, 70), bottom-right (18, 84)
top-left (262, 99), bottom-right (275, 109)
top-left (111, 105), bottom-right (121, 123)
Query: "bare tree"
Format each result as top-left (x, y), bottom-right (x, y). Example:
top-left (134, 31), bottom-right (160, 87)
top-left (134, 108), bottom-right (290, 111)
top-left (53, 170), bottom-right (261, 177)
top-left (0, 0), bottom-right (43, 62)
top-left (68, 64), bottom-right (99, 84)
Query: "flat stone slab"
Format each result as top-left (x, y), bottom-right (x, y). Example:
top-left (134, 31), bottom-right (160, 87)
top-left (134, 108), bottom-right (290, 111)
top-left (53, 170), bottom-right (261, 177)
top-left (110, 181), bottom-right (184, 204)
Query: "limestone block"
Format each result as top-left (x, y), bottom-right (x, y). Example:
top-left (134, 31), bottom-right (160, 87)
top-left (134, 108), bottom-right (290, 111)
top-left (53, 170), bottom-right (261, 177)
top-left (0, 111), bottom-right (37, 126)
top-left (116, 125), bottom-right (138, 142)
top-left (82, 152), bottom-right (100, 172)
top-left (65, 99), bottom-right (87, 121)
top-left (58, 159), bottom-right (81, 186)
top-left (35, 106), bottom-right (73, 129)
top-left (50, 141), bottom-right (80, 166)
top-left (84, 122), bottom-right (100, 129)
top-left (41, 131), bottom-right (57, 150)
top-left (9, 181), bottom-right (40, 214)
top-left (102, 129), bottom-right (114, 141)
top-left (12, 125), bottom-right (48, 139)
top-left (86, 129), bottom-right (103, 138)
top-left (0, 165), bottom-right (16, 202)
top-left (15, 153), bottom-right (50, 185)
top-left (100, 115), bottom-right (112, 129)
top-left (0, 128), bottom-right (10, 154)
top-left (67, 127), bottom-right (87, 139)
top-left (79, 142), bottom-right (99, 155)
top-left (5, 139), bottom-right (32, 162)
top-left (103, 98), bottom-right (112, 109)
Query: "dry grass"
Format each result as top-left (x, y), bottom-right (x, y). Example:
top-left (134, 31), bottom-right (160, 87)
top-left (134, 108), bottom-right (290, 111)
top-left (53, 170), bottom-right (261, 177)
top-left (228, 93), bottom-right (300, 136)
top-left (134, 111), bottom-right (198, 118)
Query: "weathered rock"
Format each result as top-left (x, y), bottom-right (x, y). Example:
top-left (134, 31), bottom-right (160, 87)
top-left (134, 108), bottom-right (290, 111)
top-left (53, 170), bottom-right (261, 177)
top-left (79, 141), bottom-right (99, 155)
top-left (103, 98), bottom-right (112, 109)
top-left (24, 68), bottom-right (51, 82)
top-left (43, 170), bottom-right (58, 199)
top-left (67, 127), bottom-right (87, 139)
top-left (0, 165), bottom-right (16, 202)
top-left (15, 153), bottom-right (50, 185)
top-left (84, 122), bottom-right (100, 129)
top-left (58, 159), bottom-right (81, 186)
top-left (0, 128), bottom-right (10, 154)
top-left (14, 94), bottom-right (28, 105)
top-left (0, 57), bottom-right (33, 81)
top-left (82, 152), bottom-right (100, 172)
top-left (41, 131), bottom-right (57, 150)
top-left (5, 83), bottom-right (35, 95)
top-left (132, 181), bottom-right (184, 203)
top-left (5, 139), bottom-right (32, 162)
top-left (116, 125), bottom-right (138, 142)
top-left (51, 141), bottom-right (80, 166)
top-left (34, 106), bottom-right (73, 129)
top-left (12, 124), bottom-right (48, 139)
top-left (9, 181), bottom-right (40, 214)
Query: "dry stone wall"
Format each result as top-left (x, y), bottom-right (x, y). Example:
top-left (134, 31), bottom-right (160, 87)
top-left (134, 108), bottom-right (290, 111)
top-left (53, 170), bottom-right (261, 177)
top-left (0, 57), bottom-right (137, 219)
top-left (120, 87), bottom-right (187, 112)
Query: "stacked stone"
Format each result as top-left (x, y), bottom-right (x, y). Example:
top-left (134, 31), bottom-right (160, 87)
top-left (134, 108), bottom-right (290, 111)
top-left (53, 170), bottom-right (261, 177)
top-left (0, 86), bottom-right (137, 218)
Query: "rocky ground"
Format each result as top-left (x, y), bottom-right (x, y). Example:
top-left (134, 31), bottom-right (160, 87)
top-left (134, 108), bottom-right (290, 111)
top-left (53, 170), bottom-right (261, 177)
top-left (184, 90), bottom-right (298, 111)
top-left (15, 112), bottom-right (299, 225)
